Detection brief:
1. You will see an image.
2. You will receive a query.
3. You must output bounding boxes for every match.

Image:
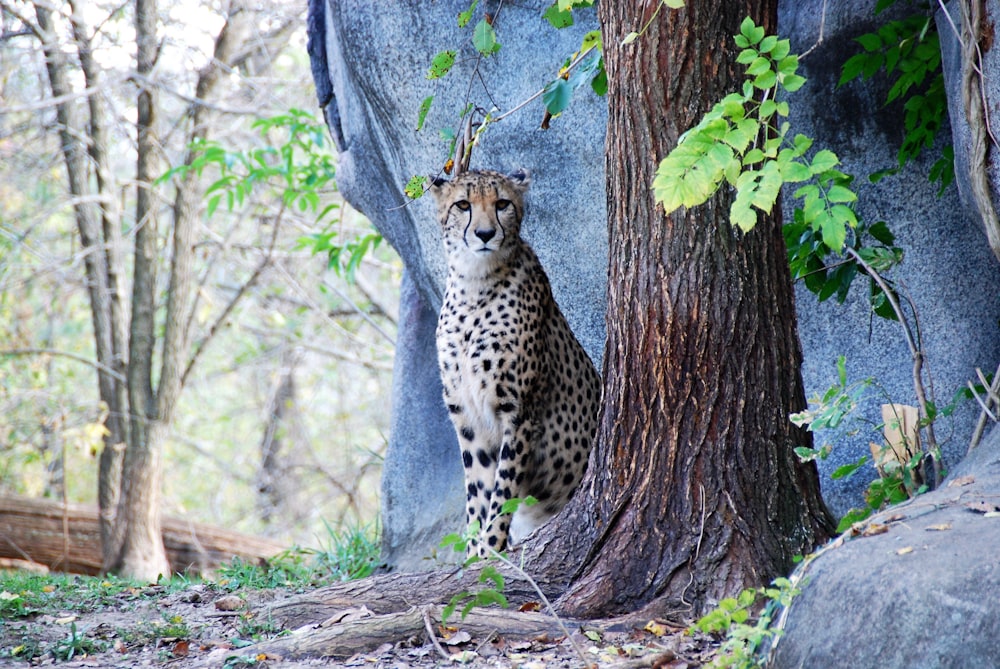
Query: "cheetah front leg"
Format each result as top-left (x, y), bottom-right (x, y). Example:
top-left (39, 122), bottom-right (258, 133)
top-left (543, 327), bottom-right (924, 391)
top-left (478, 416), bottom-right (535, 556)
top-left (454, 418), bottom-right (502, 558)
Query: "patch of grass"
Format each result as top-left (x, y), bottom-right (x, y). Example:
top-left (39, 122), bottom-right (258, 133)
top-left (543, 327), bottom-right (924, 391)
top-left (217, 521), bottom-right (379, 590)
top-left (0, 572), bottom-right (133, 618)
top-left (235, 611), bottom-right (285, 642)
top-left (118, 612), bottom-right (193, 647)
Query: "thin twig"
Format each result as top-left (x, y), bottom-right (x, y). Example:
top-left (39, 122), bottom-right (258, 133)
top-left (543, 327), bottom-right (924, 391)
top-left (0, 348), bottom-right (126, 383)
top-left (846, 248), bottom-right (940, 483)
top-left (490, 45), bottom-right (597, 125)
top-left (485, 549), bottom-right (591, 668)
top-left (799, 0), bottom-right (829, 59)
top-left (422, 606), bottom-right (452, 661)
top-left (969, 363), bottom-right (1000, 453)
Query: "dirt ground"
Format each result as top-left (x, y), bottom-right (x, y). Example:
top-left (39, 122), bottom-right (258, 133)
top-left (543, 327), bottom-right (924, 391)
top-left (0, 582), bottom-right (720, 668)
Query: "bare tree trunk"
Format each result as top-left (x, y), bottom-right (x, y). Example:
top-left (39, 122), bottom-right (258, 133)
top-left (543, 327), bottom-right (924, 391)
top-left (526, 0), bottom-right (835, 619)
top-left (111, 0), bottom-right (170, 580)
top-left (258, 350), bottom-right (299, 527)
top-left (32, 1), bottom-right (130, 564)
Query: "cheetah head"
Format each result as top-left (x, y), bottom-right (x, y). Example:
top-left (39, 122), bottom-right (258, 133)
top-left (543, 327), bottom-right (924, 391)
top-left (428, 169), bottom-right (530, 277)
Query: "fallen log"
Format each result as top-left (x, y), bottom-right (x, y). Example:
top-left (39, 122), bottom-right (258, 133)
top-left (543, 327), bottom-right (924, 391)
top-left (252, 605), bottom-right (592, 660)
top-left (266, 560), bottom-right (568, 629)
top-left (0, 494), bottom-right (284, 576)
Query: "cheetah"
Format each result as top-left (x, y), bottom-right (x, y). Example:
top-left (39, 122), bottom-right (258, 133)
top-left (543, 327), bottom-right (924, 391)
top-left (429, 169), bottom-right (601, 557)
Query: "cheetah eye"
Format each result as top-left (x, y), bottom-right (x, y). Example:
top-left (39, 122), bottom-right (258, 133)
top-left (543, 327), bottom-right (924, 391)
top-left (496, 199), bottom-right (512, 211)
top-left (454, 200), bottom-right (471, 211)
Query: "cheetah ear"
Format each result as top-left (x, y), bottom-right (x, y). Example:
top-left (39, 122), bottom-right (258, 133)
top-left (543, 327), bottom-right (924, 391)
top-left (427, 175), bottom-right (449, 201)
top-left (507, 169), bottom-right (531, 193)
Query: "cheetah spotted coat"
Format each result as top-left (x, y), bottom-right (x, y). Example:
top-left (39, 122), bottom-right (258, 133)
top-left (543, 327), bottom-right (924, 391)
top-left (430, 169), bottom-right (600, 556)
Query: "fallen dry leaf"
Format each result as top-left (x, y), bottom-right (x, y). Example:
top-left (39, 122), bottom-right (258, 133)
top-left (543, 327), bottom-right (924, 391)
top-left (926, 523), bottom-right (952, 531)
top-left (645, 620), bottom-right (668, 636)
top-left (861, 523), bottom-right (890, 537)
top-left (896, 546), bottom-right (914, 555)
top-left (171, 640), bottom-right (190, 657)
top-left (965, 500), bottom-right (1000, 514)
top-left (948, 475), bottom-right (975, 487)
top-left (442, 630), bottom-right (472, 646)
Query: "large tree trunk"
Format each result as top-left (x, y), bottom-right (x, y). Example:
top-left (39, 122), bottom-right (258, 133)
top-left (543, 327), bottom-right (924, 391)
top-left (527, 0), bottom-right (835, 618)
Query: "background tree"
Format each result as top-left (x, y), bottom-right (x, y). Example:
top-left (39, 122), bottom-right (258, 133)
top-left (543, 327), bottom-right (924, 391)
top-left (0, 0), bottom-right (396, 579)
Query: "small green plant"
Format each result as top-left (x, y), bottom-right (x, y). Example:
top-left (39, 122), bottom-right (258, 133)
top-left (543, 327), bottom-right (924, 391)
top-left (236, 611), bottom-right (285, 642)
top-left (691, 577), bottom-right (799, 669)
top-left (0, 572), bottom-right (147, 618)
top-left (438, 506), bottom-right (524, 625)
top-left (791, 356), bottom-right (981, 532)
top-left (50, 622), bottom-right (105, 662)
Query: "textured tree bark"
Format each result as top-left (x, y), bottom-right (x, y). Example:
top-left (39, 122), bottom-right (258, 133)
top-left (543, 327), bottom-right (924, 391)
top-left (526, 0), bottom-right (835, 618)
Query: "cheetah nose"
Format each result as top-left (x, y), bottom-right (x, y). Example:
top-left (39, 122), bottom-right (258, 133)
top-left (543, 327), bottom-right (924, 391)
top-left (474, 228), bottom-right (496, 244)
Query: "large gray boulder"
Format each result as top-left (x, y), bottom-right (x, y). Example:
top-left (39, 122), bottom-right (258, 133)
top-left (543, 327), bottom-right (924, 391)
top-left (308, 0), bottom-right (1000, 569)
top-left (770, 424), bottom-right (1000, 669)
top-left (308, 0), bottom-right (607, 569)
top-left (780, 0), bottom-right (1000, 516)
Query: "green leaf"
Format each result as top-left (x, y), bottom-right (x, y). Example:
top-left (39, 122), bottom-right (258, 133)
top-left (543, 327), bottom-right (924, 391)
top-left (664, 0), bottom-right (685, 7)
top-left (622, 31), bottom-right (639, 45)
top-left (427, 50), bottom-right (457, 79)
top-left (826, 184), bottom-right (857, 203)
top-left (753, 69), bottom-right (777, 89)
top-left (831, 456), bottom-right (868, 480)
top-left (206, 194), bottom-right (221, 218)
top-left (856, 32), bottom-right (882, 52)
top-left (781, 73), bottom-right (807, 92)
top-left (809, 149), bottom-right (839, 174)
top-left (479, 565), bottom-right (505, 590)
top-left (736, 47), bottom-right (758, 65)
top-left (543, 4), bottom-right (573, 28)
top-left (771, 38), bottom-right (791, 61)
top-left (416, 95), bottom-right (433, 131)
top-left (581, 30), bottom-right (602, 52)
top-left (404, 175), bottom-right (428, 199)
top-left (746, 56), bottom-right (772, 77)
top-left (779, 159), bottom-right (812, 183)
top-left (740, 17), bottom-right (765, 45)
top-left (458, 0), bottom-right (478, 27)
top-left (542, 78), bottom-right (572, 115)
top-left (839, 53), bottom-right (868, 85)
top-left (821, 212), bottom-right (848, 251)
top-left (867, 220), bottom-right (895, 245)
top-left (758, 35), bottom-right (778, 53)
top-left (473, 19), bottom-right (501, 55)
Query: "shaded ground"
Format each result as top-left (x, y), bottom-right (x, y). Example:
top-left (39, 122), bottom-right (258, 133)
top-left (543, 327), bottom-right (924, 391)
top-left (0, 580), bottom-right (719, 668)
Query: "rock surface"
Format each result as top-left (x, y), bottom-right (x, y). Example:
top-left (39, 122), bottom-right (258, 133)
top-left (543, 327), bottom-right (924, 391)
top-left (770, 424), bottom-right (1000, 669)
top-left (307, 0), bottom-right (1000, 567)
top-left (779, 0), bottom-right (1000, 515)
top-left (308, 0), bottom-right (607, 569)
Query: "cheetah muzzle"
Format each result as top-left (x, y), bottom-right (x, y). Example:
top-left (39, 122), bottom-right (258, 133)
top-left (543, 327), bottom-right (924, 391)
top-left (430, 169), bottom-right (601, 557)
